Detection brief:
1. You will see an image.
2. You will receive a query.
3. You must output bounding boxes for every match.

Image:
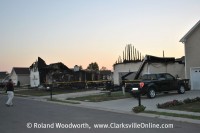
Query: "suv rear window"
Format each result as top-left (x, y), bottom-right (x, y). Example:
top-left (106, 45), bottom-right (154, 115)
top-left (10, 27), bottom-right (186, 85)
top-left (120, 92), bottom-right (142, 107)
top-left (142, 74), bottom-right (157, 80)
top-left (142, 75), bottom-right (148, 80)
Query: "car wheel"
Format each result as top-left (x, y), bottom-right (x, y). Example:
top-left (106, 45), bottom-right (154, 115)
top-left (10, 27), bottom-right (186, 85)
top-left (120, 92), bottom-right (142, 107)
top-left (147, 88), bottom-right (156, 98)
top-left (178, 85), bottom-right (185, 94)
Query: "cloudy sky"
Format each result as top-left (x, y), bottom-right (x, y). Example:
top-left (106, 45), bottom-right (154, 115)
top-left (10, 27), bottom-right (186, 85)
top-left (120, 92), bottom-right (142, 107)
top-left (0, 0), bottom-right (200, 72)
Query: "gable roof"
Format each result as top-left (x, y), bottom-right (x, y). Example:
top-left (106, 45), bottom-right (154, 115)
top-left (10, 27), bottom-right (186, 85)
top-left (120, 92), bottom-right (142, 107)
top-left (180, 20), bottom-right (200, 43)
top-left (13, 67), bottom-right (30, 75)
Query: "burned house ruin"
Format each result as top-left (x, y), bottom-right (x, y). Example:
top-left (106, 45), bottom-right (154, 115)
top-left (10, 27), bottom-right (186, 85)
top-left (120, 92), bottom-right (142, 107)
top-left (30, 57), bottom-right (112, 88)
top-left (113, 44), bottom-right (185, 85)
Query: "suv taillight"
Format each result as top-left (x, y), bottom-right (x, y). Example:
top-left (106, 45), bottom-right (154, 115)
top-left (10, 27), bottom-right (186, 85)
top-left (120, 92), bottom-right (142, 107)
top-left (139, 82), bottom-right (144, 88)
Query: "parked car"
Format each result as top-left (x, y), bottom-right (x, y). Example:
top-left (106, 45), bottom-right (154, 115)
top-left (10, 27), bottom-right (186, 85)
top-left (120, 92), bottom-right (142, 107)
top-left (125, 73), bottom-right (190, 98)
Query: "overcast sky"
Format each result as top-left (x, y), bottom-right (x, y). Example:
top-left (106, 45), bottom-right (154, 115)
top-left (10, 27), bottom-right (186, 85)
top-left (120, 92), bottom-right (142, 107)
top-left (0, 0), bottom-right (200, 72)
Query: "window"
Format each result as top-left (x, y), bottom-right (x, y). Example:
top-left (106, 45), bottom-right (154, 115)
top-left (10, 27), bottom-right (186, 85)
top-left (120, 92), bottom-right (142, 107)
top-left (142, 74), bottom-right (156, 80)
top-left (158, 74), bottom-right (165, 80)
top-left (165, 74), bottom-right (174, 80)
top-left (150, 75), bottom-right (157, 80)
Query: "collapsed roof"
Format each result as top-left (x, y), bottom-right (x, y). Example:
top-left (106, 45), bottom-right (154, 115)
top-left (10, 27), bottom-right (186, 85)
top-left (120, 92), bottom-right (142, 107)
top-left (145, 55), bottom-right (175, 63)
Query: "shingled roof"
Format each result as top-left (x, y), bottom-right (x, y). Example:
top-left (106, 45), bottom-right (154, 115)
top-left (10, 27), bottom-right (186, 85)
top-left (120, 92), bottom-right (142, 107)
top-left (13, 67), bottom-right (30, 75)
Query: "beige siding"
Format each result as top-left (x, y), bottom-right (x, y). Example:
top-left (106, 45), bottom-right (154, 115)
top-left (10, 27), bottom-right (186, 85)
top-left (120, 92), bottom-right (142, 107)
top-left (185, 25), bottom-right (200, 79)
top-left (10, 70), bottom-right (30, 85)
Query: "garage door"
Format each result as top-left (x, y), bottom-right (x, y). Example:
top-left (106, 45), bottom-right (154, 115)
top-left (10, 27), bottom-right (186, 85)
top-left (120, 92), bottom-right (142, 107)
top-left (190, 67), bottom-right (200, 90)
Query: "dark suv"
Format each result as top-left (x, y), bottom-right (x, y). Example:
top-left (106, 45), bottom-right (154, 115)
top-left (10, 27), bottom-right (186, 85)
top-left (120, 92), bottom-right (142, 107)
top-left (125, 73), bottom-right (190, 98)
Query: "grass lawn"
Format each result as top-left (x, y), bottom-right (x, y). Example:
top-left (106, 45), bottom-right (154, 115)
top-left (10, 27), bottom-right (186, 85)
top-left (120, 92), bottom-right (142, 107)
top-left (14, 89), bottom-right (51, 96)
top-left (167, 102), bottom-right (200, 113)
top-left (144, 101), bottom-right (200, 120)
top-left (14, 88), bottom-right (96, 96)
top-left (144, 110), bottom-right (200, 120)
top-left (67, 91), bottom-right (132, 102)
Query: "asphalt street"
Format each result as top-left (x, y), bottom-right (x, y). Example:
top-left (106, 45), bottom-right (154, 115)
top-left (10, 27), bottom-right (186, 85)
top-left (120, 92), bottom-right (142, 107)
top-left (0, 95), bottom-right (200, 133)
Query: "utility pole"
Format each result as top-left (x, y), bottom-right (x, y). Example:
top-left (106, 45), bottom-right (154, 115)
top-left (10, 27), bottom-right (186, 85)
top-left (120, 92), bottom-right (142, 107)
top-left (163, 50), bottom-right (165, 58)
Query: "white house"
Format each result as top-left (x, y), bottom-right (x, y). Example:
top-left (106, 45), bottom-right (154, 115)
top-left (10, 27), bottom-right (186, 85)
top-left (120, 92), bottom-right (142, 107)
top-left (30, 62), bottom-right (40, 87)
top-left (180, 20), bottom-right (200, 90)
top-left (30, 57), bottom-right (47, 87)
top-left (10, 67), bottom-right (30, 86)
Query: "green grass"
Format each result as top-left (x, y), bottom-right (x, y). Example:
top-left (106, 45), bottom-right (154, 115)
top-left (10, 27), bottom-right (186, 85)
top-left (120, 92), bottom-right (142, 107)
top-left (67, 92), bottom-right (132, 102)
top-left (144, 110), bottom-right (200, 120)
top-left (167, 102), bottom-right (200, 113)
top-left (15, 89), bottom-right (50, 96)
top-left (14, 88), bottom-right (96, 96)
top-left (144, 102), bottom-right (200, 120)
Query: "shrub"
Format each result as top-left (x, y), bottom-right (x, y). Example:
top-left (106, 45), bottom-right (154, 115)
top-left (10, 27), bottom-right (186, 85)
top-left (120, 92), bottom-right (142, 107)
top-left (157, 100), bottom-right (183, 108)
top-left (157, 97), bottom-right (200, 109)
top-left (132, 105), bottom-right (146, 113)
top-left (183, 98), bottom-right (194, 104)
top-left (183, 97), bottom-right (200, 103)
top-left (194, 97), bottom-right (200, 102)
